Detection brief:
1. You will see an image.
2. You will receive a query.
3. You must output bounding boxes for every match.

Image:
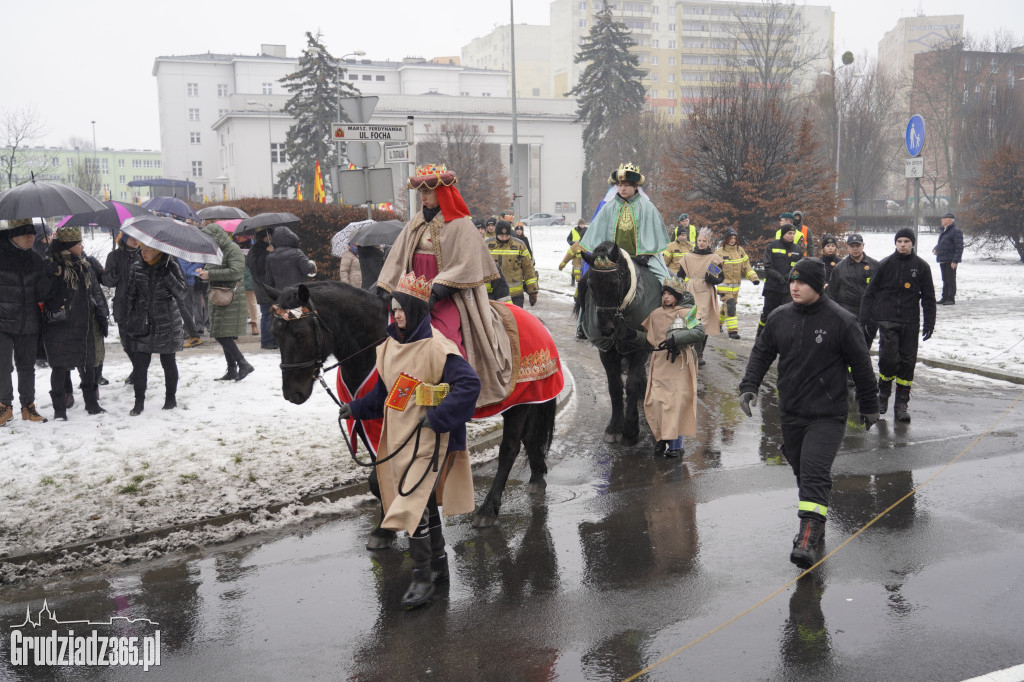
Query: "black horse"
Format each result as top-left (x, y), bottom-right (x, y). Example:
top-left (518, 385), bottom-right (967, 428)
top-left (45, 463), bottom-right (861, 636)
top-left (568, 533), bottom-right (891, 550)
top-left (268, 281), bottom-right (556, 540)
top-left (575, 241), bottom-right (661, 446)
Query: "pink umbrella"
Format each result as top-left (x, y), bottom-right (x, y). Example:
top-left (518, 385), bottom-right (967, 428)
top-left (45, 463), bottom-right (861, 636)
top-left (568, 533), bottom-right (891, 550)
top-left (215, 219), bottom-right (243, 233)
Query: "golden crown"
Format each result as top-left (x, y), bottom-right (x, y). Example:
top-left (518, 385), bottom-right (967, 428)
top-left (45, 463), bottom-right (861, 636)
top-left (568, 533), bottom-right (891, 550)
top-left (610, 162), bottom-right (646, 187)
top-left (395, 272), bottom-right (432, 302)
top-left (407, 163), bottom-right (458, 190)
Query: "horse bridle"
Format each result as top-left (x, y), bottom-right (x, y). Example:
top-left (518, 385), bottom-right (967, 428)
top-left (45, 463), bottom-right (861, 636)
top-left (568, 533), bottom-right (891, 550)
top-left (272, 301), bottom-right (335, 376)
top-left (589, 252), bottom-right (639, 319)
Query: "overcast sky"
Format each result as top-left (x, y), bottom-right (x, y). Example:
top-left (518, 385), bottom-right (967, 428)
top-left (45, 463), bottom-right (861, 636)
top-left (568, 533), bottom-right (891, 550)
top-left (3, 0), bottom-right (1019, 151)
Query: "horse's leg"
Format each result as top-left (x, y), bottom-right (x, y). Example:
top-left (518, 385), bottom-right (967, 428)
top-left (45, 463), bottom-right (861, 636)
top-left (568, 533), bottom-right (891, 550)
top-left (621, 351), bottom-right (650, 447)
top-left (522, 399), bottom-right (556, 495)
top-left (600, 350), bottom-right (625, 442)
top-left (365, 468), bottom-right (396, 550)
top-left (473, 404), bottom-right (530, 529)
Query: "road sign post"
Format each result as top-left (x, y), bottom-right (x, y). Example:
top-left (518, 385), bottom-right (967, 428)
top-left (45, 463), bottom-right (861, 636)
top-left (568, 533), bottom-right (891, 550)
top-left (906, 115), bottom-right (926, 245)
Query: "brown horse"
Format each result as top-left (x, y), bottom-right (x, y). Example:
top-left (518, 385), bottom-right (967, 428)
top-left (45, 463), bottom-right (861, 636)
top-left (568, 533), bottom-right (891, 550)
top-left (268, 281), bottom-right (560, 542)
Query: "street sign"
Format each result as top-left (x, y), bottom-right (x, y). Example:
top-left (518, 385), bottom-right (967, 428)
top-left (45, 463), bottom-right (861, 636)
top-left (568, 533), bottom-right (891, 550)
top-left (339, 96), bottom-right (378, 124)
top-left (332, 123), bottom-right (409, 142)
top-left (385, 146), bottom-right (410, 164)
top-left (337, 168), bottom-right (394, 206)
top-left (347, 141), bottom-right (381, 168)
top-left (905, 157), bottom-right (924, 179)
top-left (906, 114), bottom-right (925, 157)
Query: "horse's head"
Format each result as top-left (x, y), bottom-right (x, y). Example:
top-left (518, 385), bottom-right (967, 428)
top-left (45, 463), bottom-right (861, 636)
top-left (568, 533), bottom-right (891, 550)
top-left (580, 241), bottom-right (634, 337)
top-left (272, 284), bottom-right (334, 404)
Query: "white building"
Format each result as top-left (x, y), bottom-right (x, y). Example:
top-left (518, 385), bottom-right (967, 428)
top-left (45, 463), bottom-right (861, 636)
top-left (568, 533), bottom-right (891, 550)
top-left (153, 46), bottom-right (583, 219)
top-left (461, 24), bottom-right (555, 98)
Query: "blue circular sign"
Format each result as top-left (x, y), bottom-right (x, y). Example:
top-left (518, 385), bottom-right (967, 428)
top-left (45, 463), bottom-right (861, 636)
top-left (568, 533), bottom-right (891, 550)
top-left (906, 115), bottom-right (925, 157)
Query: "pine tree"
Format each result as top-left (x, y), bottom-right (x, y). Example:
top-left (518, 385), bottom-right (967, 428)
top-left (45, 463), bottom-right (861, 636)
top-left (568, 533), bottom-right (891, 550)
top-left (566, 8), bottom-right (647, 209)
top-left (277, 32), bottom-right (360, 199)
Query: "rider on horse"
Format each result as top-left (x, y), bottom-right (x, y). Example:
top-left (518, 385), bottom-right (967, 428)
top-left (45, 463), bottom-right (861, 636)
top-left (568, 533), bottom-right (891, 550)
top-left (339, 271), bottom-right (481, 609)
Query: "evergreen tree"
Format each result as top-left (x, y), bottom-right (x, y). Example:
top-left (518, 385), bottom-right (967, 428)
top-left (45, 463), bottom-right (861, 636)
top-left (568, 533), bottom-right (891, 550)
top-left (277, 32), bottom-right (360, 199)
top-left (566, 8), bottom-right (647, 209)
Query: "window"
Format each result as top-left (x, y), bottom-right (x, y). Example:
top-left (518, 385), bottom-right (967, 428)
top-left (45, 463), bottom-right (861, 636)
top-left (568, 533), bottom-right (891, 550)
top-left (975, 84), bottom-right (982, 95)
top-left (1010, 68), bottom-right (1016, 88)
top-left (119, 175), bottom-right (125, 183)
top-left (991, 85), bottom-right (998, 105)
top-left (349, 73), bottom-right (358, 80)
top-left (652, 22), bottom-right (659, 31)
top-left (652, 5), bottom-right (658, 13)
top-left (668, 73), bottom-right (675, 82)
top-left (668, 23), bottom-right (676, 32)
top-left (187, 82), bottom-right (198, 96)
top-left (650, 89), bottom-right (658, 97)
top-left (668, 40), bottom-right (676, 49)
top-left (118, 158), bottom-right (124, 168)
top-left (991, 57), bottom-right (999, 73)
top-left (101, 159), bottom-right (108, 174)
top-left (532, 87), bottom-right (540, 96)
top-left (962, 86), bottom-right (969, 104)
top-left (668, 89), bottom-right (675, 98)
top-left (651, 73), bottom-right (658, 82)
top-left (192, 161), bottom-right (203, 177)
top-left (487, 125), bottom-right (494, 133)
top-left (651, 56), bottom-right (658, 65)
top-left (270, 143), bottom-right (287, 163)
top-left (376, 75), bottom-right (385, 81)
top-left (361, 74), bottom-right (371, 80)
top-left (190, 132), bottom-right (201, 144)
top-left (652, 39), bottom-right (659, 48)
top-left (482, 92), bottom-right (491, 97)
top-left (262, 82), bottom-right (273, 94)
top-left (578, 1), bottom-right (586, 9)
top-left (578, 19), bottom-right (587, 28)
top-left (66, 158), bottom-right (73, 167)
top-left (668, 56), bottom-right (676, 65)
top-left (668, 107), bottom-right (675, 115)
top-left (218, 84), bottom-right (229, 96)
top-left (988, 118), bottom-right (995, 138)
top-left (218, 109), bottom-right (228, 118)
top-left (188, 108), bottom-right (200, 121)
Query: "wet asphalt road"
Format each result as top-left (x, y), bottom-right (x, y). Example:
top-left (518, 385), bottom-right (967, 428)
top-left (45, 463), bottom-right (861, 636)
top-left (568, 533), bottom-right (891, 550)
top-left (2, 293), bottom-right (1023, 681)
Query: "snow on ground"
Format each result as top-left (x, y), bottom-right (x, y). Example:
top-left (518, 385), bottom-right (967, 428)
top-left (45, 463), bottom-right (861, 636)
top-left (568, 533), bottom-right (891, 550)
top-left (2, 223), bottom-right (1019, 580)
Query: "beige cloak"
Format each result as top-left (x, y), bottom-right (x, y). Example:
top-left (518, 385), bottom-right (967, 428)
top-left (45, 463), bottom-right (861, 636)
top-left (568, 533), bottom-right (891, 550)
top-left (378, 210), bottom-right (515, 407)
top-left (642, 306), bottom-right (699, 441)
top-left (680, 251), bottom-right (725, 336)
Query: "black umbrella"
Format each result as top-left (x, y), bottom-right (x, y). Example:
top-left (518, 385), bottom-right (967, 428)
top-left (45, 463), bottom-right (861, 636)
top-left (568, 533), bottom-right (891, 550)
top-left (197, 205), bottom-right (250, 220)
top-left (120, 215), bottom-right (222, 265)
top-left (142, 196), bottom-right (198, 222)
top-left (0, 178), bottom-right (106, 220)
top-left (348, 220), bottom-right (405, 247)
top-left (60, 201), bottom-right (152, 231)
top-left (236, 212), bottom-right (301, 236)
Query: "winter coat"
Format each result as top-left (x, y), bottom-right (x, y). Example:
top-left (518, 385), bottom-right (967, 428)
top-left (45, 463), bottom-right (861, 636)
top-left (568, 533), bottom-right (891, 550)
top-left (357, 246), bottom-right (386, 291)
top-left (821, 253), bottom-right (839, 279)
top-left (663, 239), bottom-right (692, 271)
top-left (715, 240), bottom-right (759, 286)
top-left (934, 222), bottom-right (964, 263)
top-left (200, 224), bottom-right (248, 339)
top-left (485, 236), bottom-right (538, 297)
top-left (42, 252), bottom-right (108, 368)
top-left (678, 248), bottom-right (725, 335)
top-left (859, 250), bottom-right (936, 333)
top-left (763, 238), bottom-right (803, 295)
top-left (338, 248), bottom-right (362, 288)
top-left (642, 296), bottom-right (705, 441)
top-left (0, 236), bottom-right (50, 336)
top-left (102, 237), bottom-right (140, 325)
top-left (246, 235), bottom-right (273, 304)
top-left (740, 296), bottom-right (878, 420)
top-left (265, 227), bottom-right (316, 290)
top-left (827, 254), bottom-right (879, 317)
top-left (124, 255), bottom-right (192, 355)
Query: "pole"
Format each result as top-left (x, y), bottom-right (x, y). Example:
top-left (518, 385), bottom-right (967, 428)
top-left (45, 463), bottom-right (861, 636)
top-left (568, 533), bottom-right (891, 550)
top-left (91, 121), bottom-right (98, 238)
top-left (913, 177), bottom-right (921, 248)
top-left (336, 66), bottom-right (343, 204)
top-left (509, 0), bottom-right (520, 219)
top-left (267, 107), bottom-right (273, 198)
top-left (407, 115), bottom-right (416, 220)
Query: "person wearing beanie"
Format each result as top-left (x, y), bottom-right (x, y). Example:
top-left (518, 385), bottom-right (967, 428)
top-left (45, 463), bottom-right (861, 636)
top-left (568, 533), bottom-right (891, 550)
top-left (485, 216), bottom-right (497, 237)
top-left (859, 229), bottom-right (936, 422)
top-left (0, 218), bottom-right (53, 425)
top-left (740, 256), bottom-right (879, 569)
top-left (677, 227), bottom-right (724, 366)
top-left (42, 225), bottom-right (109, 419)
top-left (819, 234), bottom-right (840, 278)
top-left (715, 227), bottom-right (760, 339)
top-left (641, 276), bottom-right (705, 457)
top-left (827, 233), bottom-right (880, 355)
top-left (775, 212), bottom-right (812, 256)
top-left (758, 220), bottom-right (803, 338)
top-left (662, 215), bottom-right (694, 271)
top-left (933, 213), bottom-right (963, 305)
top-left (485, 219), bottom-right (538, 308)
top-left (340, 272), bottom-right (480, 609)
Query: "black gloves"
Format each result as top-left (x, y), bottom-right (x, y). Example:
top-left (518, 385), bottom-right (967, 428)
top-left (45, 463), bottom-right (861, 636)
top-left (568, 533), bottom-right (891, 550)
top-left (704, 272), bottom-right (719, 285)
top-left (418, 414), bottom-right (432, 430)
top-left (861, 413), bottom-right (880, 430)
top-left (635, 255), bottom-right (651, 267)
top-left (739, 391), bottom-right (759, 417)
top-left (751, 278), bottom-right (761, 286)
top-left (428, 283), bottom-right (459, 311)
top-left (95, 315), bottom-right (109, 337)
top-left (528, 293), bottom-right (538, 307)
top-left (338, 403), bottom-right (353, 420)
top-left (657, 337), bottom-right (680, 363)
top-left (922, 329), bottom-right (933, 341)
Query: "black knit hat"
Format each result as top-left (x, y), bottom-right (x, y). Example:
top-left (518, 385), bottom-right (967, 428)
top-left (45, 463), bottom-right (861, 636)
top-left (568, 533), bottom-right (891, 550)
top-left (495, 220), bottom-right (513, 237)
top-left (780, 223), bottom-right (796, 236)
top-left (821, 234), bottom-right (838, 247)
top-left (485, 217), bottom-right (497, 226)
top-left (789, 257), bottom-right (827, 293)
top-left (895, 227), bottom-right (916, 245)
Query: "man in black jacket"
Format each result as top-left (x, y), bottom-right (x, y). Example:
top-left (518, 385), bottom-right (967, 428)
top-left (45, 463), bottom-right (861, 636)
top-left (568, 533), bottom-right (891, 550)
top-left (757, 222), bottom-right (803, 338)
top-left (860, 228), bottom-right (936, 423)
top-left (0, 219), bottom-right (52, 424)
top-left (740, 257), bottom-right (879, 569)
top-left (827, 233), bottom-right (879, 346)
top-left (932, 213), bottom-right (963, 305)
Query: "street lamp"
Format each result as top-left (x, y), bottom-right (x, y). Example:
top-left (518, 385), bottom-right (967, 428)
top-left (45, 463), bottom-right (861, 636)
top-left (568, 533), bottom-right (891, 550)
top-left (335, 51), bottom-right (366, 202)
top-left (821, 52), bottom-right (854, 222)
top-left (247, 101), bottom-right (274, 197)
top-left (91, 120), bottom-right (98, 198)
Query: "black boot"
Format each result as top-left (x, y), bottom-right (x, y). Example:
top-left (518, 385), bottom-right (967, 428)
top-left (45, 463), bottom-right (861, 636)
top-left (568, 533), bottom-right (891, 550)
top-left (878, 379), bottom-right (892, 415)
top-left (130, 383), bottom-right (145, 416)
top-left (790, 517), bottom-right (826, 569)
top-left (96, 364), bottom-right (108, 386)
top-left (84, 387), bottom-right (106, 415)
top-left (50, 391), bottom-right (67, 421)
top-left (894, 385), bottom-right (912, 423)
top-left (428, 509), bottom-right (449, 584)
top-left (235, 360), bottom-right (255, 382)
top-left (162, 394), bottom-right (177, 410)
top-left (215, 363), bottom-right (237, 381)
top-left (400, 536), bottom-right (435, 608)
top-left (697, 335), bottom-right (708, 368)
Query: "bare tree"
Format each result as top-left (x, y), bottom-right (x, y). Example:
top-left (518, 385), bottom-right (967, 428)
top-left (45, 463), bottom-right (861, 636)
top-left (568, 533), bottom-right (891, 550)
top-left (61, 135), bottom-right (101, 194)
top-left (1, 105), bottom-right (53, 189)
top-left (416, 118), bottom-right (510, 218)
top-left (963, 145), bottom-right (1024, 262)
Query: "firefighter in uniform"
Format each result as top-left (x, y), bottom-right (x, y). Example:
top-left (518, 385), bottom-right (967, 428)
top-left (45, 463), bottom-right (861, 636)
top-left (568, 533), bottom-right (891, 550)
top-left (559, 224), bottom-right (587, 285)
top-left (715, 227), bottom-right (760, 339)
top-left (859, 228), bottom-right (936, 423)
top-left (662, 219), bottom-right (694, 273)
top-left (486, 220), bottom-right (538, 308)
top-left (740, 257), bottom-right (879, 569)
top-left (758, 222), bottom-right (803, 338)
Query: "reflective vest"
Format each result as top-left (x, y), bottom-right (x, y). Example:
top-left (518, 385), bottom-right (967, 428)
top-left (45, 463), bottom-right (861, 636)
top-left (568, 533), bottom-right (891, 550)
top-left (485, 236), bottom-right (538, 297)
top-left (672, 223), bottom-right (697, 244)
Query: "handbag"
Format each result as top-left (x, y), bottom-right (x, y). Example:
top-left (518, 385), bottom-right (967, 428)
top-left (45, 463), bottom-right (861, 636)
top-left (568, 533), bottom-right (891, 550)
top-left (209, 284), bottom-right (236, 307)
top-left (124, 305), bottom-right (150, 337)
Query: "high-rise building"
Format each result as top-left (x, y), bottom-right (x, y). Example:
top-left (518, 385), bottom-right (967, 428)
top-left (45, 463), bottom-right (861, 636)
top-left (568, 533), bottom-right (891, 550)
top-left (878, 15), bottom-right (964, 85)
top-left (461, 25), bottom-right (553, 98)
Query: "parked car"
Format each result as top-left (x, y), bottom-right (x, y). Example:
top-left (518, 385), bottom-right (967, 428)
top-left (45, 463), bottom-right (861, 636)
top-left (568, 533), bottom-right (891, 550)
top-left (522, 213), bottom-right (565, 227)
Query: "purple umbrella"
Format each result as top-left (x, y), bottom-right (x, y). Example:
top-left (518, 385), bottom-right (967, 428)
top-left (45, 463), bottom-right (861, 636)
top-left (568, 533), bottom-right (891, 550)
top-left (142, 196), bottom-right (198, 222)
top-left (120, 215), bottom-right (222, 264)
top-left (58, 201), bottom-right (152, 231)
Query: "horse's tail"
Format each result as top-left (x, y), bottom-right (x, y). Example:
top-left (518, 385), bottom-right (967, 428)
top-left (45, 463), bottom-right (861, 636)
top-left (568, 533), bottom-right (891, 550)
top-left (521, 397), bottom-right (556, 456)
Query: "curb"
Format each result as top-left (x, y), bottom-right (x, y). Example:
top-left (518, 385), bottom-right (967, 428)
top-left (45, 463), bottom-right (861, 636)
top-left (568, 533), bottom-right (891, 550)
top-left (0, 367), bottom-right (576, 571)
top-left (918, 357), bottom-right (1024, 386)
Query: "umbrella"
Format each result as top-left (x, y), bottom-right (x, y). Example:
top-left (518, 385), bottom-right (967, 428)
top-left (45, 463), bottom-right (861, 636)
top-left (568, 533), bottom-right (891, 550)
top-left (0, 178), bottom-right (106, 220)
top-left (197, 205), bottom-right (249, 220)
top-left (215, 219), bottom-right (243, 233)
top-left (236, 212), bottom-right (301, 236)
top-left (58, 200), bottom-right (152, 231)
top-left (331, 220), bottom-right (371, 256)
top-left (120, 215), bottom-right (222, 265)
top-left (348, 220), bottom-right (405, 247)
top-left (142, 196), bottom-right (198, 222)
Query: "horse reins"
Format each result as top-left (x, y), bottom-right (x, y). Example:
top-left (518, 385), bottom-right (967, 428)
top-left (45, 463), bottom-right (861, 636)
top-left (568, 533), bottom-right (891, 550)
top-left (590, 252), bottom-right (639, 321)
